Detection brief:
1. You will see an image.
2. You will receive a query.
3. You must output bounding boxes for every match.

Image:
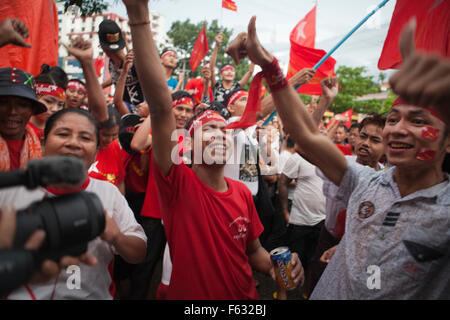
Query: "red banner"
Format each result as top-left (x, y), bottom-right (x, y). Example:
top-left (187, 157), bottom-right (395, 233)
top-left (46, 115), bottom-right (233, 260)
top-left (0, 0), bottom-right (59, 76)
top-left (378, 0), bottom-right (450, 70)
top-left (189, 26), bottom-right (209, 72)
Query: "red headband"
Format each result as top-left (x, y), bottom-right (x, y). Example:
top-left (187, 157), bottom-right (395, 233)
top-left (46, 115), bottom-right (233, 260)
top-left (187, 110), bottom-right (226, 137)
top-left (35, 82), bottom-right (66, 100)
top-left (67, 80), bottom-right (87, 94)
top-left (221, 65), bottom-right (235, 73)
top-left (227, 90), bottom-right (248, 107)
top-left (172, 96), bottom-right (194, 109)
top-left (161, 50), bottom-right (176, 59)
top-left (392, 97), bottom-right (444, 123)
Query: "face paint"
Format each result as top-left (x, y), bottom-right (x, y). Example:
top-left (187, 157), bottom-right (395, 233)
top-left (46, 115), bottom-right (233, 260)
top-left (421, 126), bottom-right (440, 142)
top-left (416, 147), bottom-right (437, 162)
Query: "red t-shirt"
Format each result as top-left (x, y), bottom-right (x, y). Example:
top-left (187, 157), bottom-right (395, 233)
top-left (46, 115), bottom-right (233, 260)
top-left (120, 149), bottom-right (149, 194)
top-left (185, 77), bottom-right (213, 104)
top-left (151, 154), bottom-right (263, 300)
top-left (336, 144), bottom-right (352, 156)
top-left (5, 139), bottom-right (24, 170)
top-left (140, 132), bottom-right (186, 218)
top-left (88, 140), bottom-right (125, 186)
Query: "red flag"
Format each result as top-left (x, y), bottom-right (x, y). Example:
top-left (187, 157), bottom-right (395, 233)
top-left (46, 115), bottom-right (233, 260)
top-left (222, 0), bottom-right (237, 12)
top-left (335, 108), bottom-right (353, 129)
top-left (0, 0), bottom-right (59, 76)
top-left (94, 55), bottom-right (104, 78)
top-left (189, 26), bottom-right (209, 72)
top-left (287, 43), bottom-right (336, 95)
top-left (378, 0), bottom-right (450, 70)
top-left (290, 4), bottom-right (316, 48)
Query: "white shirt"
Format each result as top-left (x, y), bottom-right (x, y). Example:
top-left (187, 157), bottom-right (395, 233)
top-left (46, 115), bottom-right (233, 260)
top-left (1, 178), bottom-right (146, 300)
top-left (282, 153), bottom-right (326, 226)
top-left (278, 150), bottom-right (295, 200)
top-left (224, 117), bottom-right (259, 195)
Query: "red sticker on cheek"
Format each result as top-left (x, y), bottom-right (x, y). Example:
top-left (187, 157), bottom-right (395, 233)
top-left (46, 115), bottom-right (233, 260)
top-left (416, 148), bottom-right (437, 162)
top-left (421, 126), bottom-right (440, 141)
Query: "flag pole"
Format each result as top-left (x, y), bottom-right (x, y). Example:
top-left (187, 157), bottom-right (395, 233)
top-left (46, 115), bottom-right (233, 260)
top-left (263, 0), bottom-right (390, 126)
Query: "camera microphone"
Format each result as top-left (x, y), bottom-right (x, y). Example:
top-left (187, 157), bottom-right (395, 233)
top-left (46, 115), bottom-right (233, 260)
top-left (0, 156), bottom-right (86, 190)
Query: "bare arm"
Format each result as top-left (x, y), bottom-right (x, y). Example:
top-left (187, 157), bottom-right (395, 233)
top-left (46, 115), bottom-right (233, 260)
top-left (114, 51), bottom-right (133, 117)
top-left (123, 0), bottom-right (175, 176)
top-left (246, 239), bottom-right (273, 275)
top-left (130, 115), bottom-right (152, 152)
top-left (210, 33), bottom-right (222, 89)
top-left (242, 17), bottom-right (347, 186)
top-left (311, 77), bottom-right (339, 125)
top-left (238, 62), bottom-right (254, 88)
top-left (277, 174), bottom-right (292, 224)
top-left (101, 213), bottom-right (146, 263)
top-left (101, 77), bottom-right (113, 88)
top-left (64, 37), bottom-right (108, 123)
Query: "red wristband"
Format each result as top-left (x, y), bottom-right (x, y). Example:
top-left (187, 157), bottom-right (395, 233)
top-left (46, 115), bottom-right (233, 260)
top-left (262, 57), bottom-right (289, 92)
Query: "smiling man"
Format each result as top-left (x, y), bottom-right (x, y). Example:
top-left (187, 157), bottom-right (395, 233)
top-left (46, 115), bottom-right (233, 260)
top-left (121, 0), bottom-right (304, 299)
top-left (0, 67), bottom-right (47, 171)
top-left (231, 15), bottom-right (450, 299)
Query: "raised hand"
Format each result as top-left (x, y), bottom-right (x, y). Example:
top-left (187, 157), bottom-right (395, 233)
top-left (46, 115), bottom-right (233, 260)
top-left (225, 17), bottom-right (273, 67)
top-left (0, 18), bottom-right (31, 48)
top-left (289, 68), bottom-right (316, 87)
top-left (320, 76), bottom-right (339, 101)
top-left (389, 17), bottom-right (450, 124)
top-left (64, 36), bottom-right (93, 63)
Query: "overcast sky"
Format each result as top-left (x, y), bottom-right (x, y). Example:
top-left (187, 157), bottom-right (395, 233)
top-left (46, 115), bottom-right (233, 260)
top-left (107, 0), bottom-right (398, 78)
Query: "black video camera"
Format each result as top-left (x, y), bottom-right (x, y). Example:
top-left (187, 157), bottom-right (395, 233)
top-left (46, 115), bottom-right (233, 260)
top-left (0, 156), bottom-right (105, 295)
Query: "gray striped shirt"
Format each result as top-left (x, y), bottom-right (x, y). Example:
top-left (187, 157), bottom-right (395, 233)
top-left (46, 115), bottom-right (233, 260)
top-left (311, 163), bottom-right (450, 300)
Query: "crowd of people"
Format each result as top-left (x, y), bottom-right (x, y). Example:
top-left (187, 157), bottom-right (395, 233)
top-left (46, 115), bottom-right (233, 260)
top-left (0, 0), bottom-right (449, 300)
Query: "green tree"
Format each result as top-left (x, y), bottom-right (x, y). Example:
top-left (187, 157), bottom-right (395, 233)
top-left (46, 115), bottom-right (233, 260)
top-left (166, 19), bottom-right (251, 82)
top-left (321, 65), bottom-right (392, 115)
top-left (57, 0), bottom-right (109, 16)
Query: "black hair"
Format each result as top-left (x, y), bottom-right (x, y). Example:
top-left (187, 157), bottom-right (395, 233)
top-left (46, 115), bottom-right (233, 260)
top-left (286, 136), bottom-right (295, 148)
top-left (223, 87), bottom-right (246, 108)
top-left (208, 100), bottom-right (230, 120)
top-left (171, 90), bottom-right (195, 105)
top-left (360, 112), bottom-right (386, 130)
top-left (337, 123), bottom-right (349, 133)
top-left (100, 104), bottom-right (121, 129)
top-left (44, 108), bottom-right (100, 147)
top-left (349, 123), bottom-right (361, 131)
top-left (35, 64), bottom-right (69, 90)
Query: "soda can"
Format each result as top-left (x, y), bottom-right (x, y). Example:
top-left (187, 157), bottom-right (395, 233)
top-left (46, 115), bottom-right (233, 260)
top-left (270, 247), bottom-right (295, 290)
